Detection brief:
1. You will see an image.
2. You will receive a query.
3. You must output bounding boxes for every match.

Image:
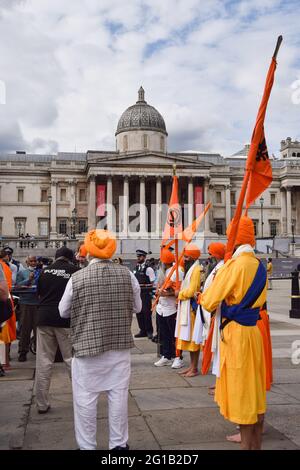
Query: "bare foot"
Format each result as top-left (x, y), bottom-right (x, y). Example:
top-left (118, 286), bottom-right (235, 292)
top-left (208, 386), bottom-right (215, 396)
top-left (178, 367), bottom-right (192, 375)
top-left (183, 369), bottom-right (199, 377)
top-left (226, 432), bottom-right (241, 443)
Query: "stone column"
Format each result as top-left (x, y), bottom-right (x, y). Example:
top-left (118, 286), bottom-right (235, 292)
top-left (106, 176), bottom-right (113, 231)
top-left (123, 176), bottom-right (129, 236)
top-left (188, 178), bottom-right (194, 225)
top-left (204, 178), bottom-right (210, 232)
top-left (140, 177), bottom-right (147, 234)
top-left (225, 185), bottom-right (231, 227)
top-left (50, 181), bottom-right (57, 238)
top-left (88, 175), bottom-right (96, 230)
top-left (280, 188), bottom-right (287, 235)
top-left (286, 187), bottom-right (292, 235)
top-left (156, 176), bottom-right (162, 236)
top-left (69, 180), bottom-right (76, 212)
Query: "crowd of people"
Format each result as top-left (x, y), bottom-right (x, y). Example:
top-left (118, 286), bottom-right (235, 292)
top-left (0, 218), bottom-right (273, 450)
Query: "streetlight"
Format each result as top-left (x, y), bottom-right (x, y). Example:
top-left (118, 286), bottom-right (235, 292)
top-left (48, 195), bottom-right (52, 237)
top-left (291, 220), bottom-right (295, 244)
top-left (71, 208), bottom-right (77, 239)
top-left (259, 196), bottom-right (264, 238)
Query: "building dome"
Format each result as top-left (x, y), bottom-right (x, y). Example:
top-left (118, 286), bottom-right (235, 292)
top-left (115, 87), bottom-right (168, 136)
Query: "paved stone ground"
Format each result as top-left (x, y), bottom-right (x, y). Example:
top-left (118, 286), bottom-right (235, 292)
top-left (1, 279), bottom-right (300, 450)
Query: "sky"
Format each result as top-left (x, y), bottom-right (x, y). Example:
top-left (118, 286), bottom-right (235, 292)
top-left (0, 0), bottom-right (299, 157)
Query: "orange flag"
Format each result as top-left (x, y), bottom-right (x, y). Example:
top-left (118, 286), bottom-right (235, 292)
top-left (162, 175), bottom-right (182, 244)
top-left (179, 203), bottom-right (211, 242)
top-left (152, 203), bottom-right (211, 312)
top-left (225, 36), bottom-right (282, 260)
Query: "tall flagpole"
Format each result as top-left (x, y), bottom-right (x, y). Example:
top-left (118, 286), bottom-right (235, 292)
top-left (173, 164), bottom-right (180, 290)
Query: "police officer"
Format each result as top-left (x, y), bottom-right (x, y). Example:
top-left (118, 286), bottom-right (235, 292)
top-left (133, 250), bottom-right (155, 339)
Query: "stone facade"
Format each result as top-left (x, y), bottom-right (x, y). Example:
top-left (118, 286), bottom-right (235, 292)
top-left (0, 88), bottom-right (300, 257)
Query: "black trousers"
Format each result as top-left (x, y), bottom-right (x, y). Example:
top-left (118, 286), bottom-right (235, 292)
top-left (18, 304), bottom-right (38, 355)
top-left (157, 312), bottom-right (176, 360)
top-left (136, 291), bottom-right (153, 335)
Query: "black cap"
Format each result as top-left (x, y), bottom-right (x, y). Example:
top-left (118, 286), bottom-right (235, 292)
top-left (55, 247), bottom-right (74, 261)
top-left (136, 249), bottom-right (147, 257)
top-left (3, 246), bottom-right (13, 254)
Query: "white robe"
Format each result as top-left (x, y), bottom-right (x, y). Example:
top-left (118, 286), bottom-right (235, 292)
top-left (192, 260), bottom-right (224, 346)
top-left (175, 261), bottom-right (199, 342)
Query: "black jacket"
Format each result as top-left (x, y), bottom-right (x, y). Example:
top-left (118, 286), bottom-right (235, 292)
top-left (37, 258), bottom-right (79, 327)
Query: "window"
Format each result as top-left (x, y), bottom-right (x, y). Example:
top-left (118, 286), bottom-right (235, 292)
top-left (79, 188), bottom-right (87, 202)
top-left (15, 218), bottom-right (26, 237)
top-left (17, 189), bottom-right (24, 202)
top-left (143, 134), bottom-right (148, 149)
top-left (41, 189), bottom-right (48, 202)
top-left (270, 221), bottom-right (278, 237)
top-left (60, 188), bottom-right (67, 202)
top-left (58, 219), bottom-right (67, 234)
top-left (215, 191), bottom-right (222, 203)
top-left (78, 219), bottom-right (87, 233)
top-left (39, 219), bottom-right (49, 237)
top-left (270, 193), bottom-right (276, 206)
top-left (298, 153), bottom-right (300, 158)
top-left (160, 136), bottom-right (164, 151)
top-left (292, 152), bottom-right (296, 157)
top-left (123, 135), bottom-right (128, 152)
top-left (215, 219), bottom-right (225, 235)
top-left (230, 191), bottom-right (236, 205)
top-left (253, 220), bottom-right (258, 236)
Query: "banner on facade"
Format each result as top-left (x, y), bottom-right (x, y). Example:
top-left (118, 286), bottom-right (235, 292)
top-left (96, 184), bottom-right (106, 216)
top-left (194, 186), bottom-right (203, 218)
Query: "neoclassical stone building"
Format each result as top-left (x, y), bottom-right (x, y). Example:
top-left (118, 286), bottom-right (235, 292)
top-left (0, 87), bottom-right (300, 256)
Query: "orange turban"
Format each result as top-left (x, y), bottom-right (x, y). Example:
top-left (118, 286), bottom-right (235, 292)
top-left (79, 245), bottom-right (87, 257)
top-left (226, 216), bottom-right (255, 247)
top-left (160, 247), bottom-right (175, 264)
top-left (84, 229), bottom-right (117, 259)
top-left (184, 243), bottom-right (201, 260)
top-left (208, 242), bottom-right (226, 260)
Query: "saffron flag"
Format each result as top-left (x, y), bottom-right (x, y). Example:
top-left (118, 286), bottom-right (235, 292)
top-left (162, 176), bottom-right (182, 244)
top-left (225, 37), bottom-right (282, 260)
top-left (245, 52), bottom-right (276, 207)
top-left (179, 202), bottom-right (211, 242)
top-left (152, 203), bottom-right (211, 312)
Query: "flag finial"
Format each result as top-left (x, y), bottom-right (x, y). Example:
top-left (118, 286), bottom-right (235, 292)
top-left (173, 164), bottom-right (176, 176)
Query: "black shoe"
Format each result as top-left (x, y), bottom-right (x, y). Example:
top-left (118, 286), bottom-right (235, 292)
top-left (18, 354), bottom-right (27, 362)
top-left (0, 366), bottom-right (5, 377)
top-left (147, 333), bottom-right (153, 340)
top-left (38, 406), bottom-right (50, 414)
top-left (134, 332), bottom-right (147, 338)
top-left (111, 444), bottom-right (129, 451)
top-left (151, 335), bottom-right (158, 343)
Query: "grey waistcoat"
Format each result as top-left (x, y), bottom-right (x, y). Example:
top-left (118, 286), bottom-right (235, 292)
top-left (70, 260), bottom-right (134, 357)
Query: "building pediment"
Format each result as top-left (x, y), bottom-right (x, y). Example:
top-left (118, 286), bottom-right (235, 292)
top-left (87, 150), bottom-right (214, 169)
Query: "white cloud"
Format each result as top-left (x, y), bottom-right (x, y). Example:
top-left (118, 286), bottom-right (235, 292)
top-left (0, 0), bottom-right (299, 156)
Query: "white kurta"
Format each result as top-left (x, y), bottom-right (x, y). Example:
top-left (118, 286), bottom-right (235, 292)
top-left (192, 260), bottom-right (224, 345)
top-left (58, 258), bottom-right (141, 450)
top-left (175, 261), bottom-right (199, 342)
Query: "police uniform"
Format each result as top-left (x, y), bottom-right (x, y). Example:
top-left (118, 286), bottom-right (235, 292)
top-left (133, 250), bottom-right (155, 338)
